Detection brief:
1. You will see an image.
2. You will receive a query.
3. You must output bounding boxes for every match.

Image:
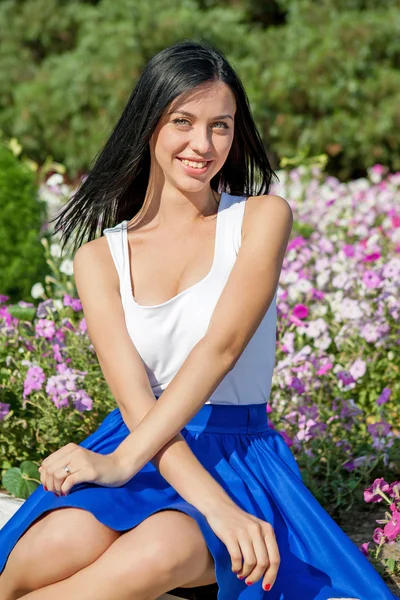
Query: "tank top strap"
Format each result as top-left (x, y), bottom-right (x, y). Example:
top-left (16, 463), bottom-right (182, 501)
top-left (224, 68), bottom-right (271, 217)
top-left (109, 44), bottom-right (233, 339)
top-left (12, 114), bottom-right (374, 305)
top-left (217, 193), bottom-right (247, 264)
top-left (102, 222), bottom-right (128, 292)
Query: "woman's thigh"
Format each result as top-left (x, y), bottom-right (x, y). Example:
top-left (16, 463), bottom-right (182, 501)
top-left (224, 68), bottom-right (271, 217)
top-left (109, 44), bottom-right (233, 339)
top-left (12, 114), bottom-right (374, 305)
top-left (2, 507), bottom-right (121, 592)
top-left (115, 509), bottom-right (217, 590)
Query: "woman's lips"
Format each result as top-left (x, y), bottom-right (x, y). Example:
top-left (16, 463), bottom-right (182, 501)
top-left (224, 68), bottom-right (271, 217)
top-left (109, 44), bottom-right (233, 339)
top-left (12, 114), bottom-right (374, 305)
top-left (177, 157), bottom-right (213, 174)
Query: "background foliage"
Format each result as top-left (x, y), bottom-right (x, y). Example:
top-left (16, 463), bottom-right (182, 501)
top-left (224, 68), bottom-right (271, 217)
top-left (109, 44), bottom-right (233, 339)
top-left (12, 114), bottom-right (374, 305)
top-left (0, 0), bottom-right (399, 180)
top-left (0, 143), bottom-right (49, 302)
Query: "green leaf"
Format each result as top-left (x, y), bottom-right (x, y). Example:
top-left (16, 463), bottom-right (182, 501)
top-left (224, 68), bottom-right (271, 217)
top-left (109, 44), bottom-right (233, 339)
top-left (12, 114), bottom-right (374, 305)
top-left (386, 557), bottom-right (395, 572)
top-left (7, 305), bottom-right (37, 321)
top-left (20, 460), bottom-right (40, 479)
top-left (2, 467), bottom-right (23, 497)
top-left (2, 463), bottom-right (40, 499)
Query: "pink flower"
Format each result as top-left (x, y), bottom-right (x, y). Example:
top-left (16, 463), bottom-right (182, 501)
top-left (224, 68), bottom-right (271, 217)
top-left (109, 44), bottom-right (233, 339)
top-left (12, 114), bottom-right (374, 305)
top-left (316, 363), bottom-right (333, 376)
top-left (383, 512), bottom-right (400, 542)
top-left (63, 294), bottom-right (82, 312)
top-left (292, 304), bottom-right (309, 320)
top-left (388, 482), bottom-right (400, 499)
top-left (362, 251), bottom-right (381, 263)
top-left (349, 358), bottom-right (367, 381)
top-left (35, 318), bottom-right (56, 339)
top-left (362, 270), bottom-right (381, 288)
top-left (359, 542), bottom-right (370, 556)
top-left (364, 478), bottom-right (390, 503)
top-left (372, 527), bottom-right (385, 544)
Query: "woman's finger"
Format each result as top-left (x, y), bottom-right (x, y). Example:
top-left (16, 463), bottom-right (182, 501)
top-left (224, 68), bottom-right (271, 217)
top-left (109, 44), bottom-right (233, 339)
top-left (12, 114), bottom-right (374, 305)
top-left (243, 527), bottom-right (270, 585)
top-left (41, 449), bottom-right (76, 495)
top-left (60, 467), bottom-right (89, 496)
top-left (52, 466), bottom-right (71, 495)
top-left (225, 536), bottom-right (243, 575)
top-left (261, 524), bottom-right (280, 590)
top-left (40, 443), bottom-right (79, 470)
top-left (236, 531), bottom-right (257, 579)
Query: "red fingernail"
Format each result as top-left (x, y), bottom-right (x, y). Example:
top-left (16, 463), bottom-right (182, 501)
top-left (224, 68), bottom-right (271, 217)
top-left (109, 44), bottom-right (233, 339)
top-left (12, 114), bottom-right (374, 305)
top-left (264, 583), bottom-right (271, 591)
top-left (43, 486), bottom-right (48, 491)
top-left (246, 581), bottom-right (253, 585)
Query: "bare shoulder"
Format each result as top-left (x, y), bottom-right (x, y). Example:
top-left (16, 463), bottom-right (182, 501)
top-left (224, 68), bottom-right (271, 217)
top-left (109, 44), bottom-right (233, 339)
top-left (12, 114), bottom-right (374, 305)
top-left (242, 194), bottom-right (293, 241)
top-left (73, 235), bottom-right (119, 292)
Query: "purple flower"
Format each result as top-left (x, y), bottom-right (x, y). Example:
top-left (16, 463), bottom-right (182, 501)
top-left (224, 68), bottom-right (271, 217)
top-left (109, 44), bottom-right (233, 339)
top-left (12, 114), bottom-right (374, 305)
top-left (368, 421), bottom-right (391, 439)
top-left (376, 387), bottom-right (391, 406)
top-left (290, 377), bottom-right (306, 394)
top-left (73, 389), bottom-right (93, 412)
top-left (63, 294), bottom-right (82, 312)
top-left (343, 455), bottom-right (370, 472)
top-left (337, 370), bottom-right (355, 386)
top-left (36, 299), bottom-right (56, 319)
top-left (364, 478), bottom-right (390, 503)
top-left (0, 295), bottom-right (10, 304)
top-left (0, 402), bottom-right (10, 421)
top-left (279, 429), bottom-right (293, 447)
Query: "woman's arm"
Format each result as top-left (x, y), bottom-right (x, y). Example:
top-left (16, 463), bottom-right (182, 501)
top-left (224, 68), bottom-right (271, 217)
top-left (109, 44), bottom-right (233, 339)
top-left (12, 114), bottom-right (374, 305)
top-left (112, 194), bottom-right (293, 516)
top-left (73, 231), bottom-right (240, 515)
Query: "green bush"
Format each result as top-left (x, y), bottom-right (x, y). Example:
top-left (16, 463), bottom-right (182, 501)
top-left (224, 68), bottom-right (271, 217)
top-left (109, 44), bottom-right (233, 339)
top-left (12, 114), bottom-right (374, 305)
top-left (0, 0), bottom-right (399, 179)
top-left (0, 142), bottom-right (49, 302)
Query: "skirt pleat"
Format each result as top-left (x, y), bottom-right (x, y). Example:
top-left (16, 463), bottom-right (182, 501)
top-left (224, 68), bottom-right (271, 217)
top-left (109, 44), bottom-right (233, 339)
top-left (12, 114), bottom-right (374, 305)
top-left (0, 402), bottom-right (397, 600)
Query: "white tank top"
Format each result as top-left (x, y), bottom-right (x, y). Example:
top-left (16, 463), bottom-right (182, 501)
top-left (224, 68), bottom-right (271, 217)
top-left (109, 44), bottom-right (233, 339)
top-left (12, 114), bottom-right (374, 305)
top-left (103, 191), bottom-right (277, 405)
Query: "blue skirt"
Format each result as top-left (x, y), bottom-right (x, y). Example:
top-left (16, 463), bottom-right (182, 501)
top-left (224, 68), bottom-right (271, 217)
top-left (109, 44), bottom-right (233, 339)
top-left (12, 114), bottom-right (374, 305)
top-left (0, 402), bottom-right (397, 600)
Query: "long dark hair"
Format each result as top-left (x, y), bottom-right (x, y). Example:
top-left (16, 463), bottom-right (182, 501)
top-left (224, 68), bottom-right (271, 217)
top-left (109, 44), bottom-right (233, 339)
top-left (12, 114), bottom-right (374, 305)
top-left (52, 38), bottom-right (278, 255)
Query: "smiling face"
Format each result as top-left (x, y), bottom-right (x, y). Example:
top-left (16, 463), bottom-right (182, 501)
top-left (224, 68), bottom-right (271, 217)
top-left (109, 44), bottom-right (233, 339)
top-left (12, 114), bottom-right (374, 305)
top-left (149, 80), bottom-right (236, 194)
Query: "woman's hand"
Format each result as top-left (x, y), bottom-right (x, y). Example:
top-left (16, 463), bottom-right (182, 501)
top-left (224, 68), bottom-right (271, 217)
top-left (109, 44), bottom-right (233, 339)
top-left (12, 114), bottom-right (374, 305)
top-left (205, 503), bottom-right (280, 591)
top-left (38, 443), bottom-right (132, 496)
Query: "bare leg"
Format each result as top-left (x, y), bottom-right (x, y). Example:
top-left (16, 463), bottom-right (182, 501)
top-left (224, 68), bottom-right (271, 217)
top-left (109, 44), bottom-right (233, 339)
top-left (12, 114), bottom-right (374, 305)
top-left (0, 507), bottom-right (120, 600)
top-left (17, 510), bottom-right (216, 600)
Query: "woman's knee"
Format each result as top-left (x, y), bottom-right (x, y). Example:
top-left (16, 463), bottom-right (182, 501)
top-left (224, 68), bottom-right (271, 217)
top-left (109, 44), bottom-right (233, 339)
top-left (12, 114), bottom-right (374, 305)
top-left (6, 507), bottom-right (120, 590)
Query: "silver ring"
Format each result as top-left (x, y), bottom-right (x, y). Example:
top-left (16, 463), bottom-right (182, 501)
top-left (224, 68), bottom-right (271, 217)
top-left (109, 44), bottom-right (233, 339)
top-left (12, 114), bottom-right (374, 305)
top-left (63, 465), bottom-right (72, 474)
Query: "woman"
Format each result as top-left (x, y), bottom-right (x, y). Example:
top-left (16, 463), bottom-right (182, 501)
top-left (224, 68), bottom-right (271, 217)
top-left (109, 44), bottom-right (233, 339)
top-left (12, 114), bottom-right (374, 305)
top-left (0, 40), bottom-right (397, 600)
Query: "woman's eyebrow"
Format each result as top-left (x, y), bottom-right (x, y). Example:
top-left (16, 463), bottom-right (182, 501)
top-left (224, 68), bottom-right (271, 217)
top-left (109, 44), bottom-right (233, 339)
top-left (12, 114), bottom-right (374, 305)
top-left (168, 109), bottom-right (234, 121)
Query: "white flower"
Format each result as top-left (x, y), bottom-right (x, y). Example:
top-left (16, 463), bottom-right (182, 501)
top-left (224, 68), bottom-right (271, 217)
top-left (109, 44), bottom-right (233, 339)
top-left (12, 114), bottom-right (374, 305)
top-left (50, 243), bottom-right (62, 258)
top-left (46, 173), bottom-right (64, 186)
top-left (59, 259), bottom-right (74, 276)
top-left (31, 282), bottom-right (45, 299)
top-left (54, 299), bottom-right (63, 311)
top-left (297, 278), bottom-right (313, 293)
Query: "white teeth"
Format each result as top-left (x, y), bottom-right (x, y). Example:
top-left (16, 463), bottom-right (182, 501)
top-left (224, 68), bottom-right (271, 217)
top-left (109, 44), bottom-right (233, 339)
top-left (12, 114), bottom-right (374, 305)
top-left (180, 159), bottom-right (208, 168)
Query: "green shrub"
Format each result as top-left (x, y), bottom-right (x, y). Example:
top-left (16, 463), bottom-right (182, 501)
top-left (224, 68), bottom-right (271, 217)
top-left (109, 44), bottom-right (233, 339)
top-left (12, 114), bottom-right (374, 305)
top-left (0, 142), bottom-right (49, 302)
top-left (1, 0), bottom-right (399, 179)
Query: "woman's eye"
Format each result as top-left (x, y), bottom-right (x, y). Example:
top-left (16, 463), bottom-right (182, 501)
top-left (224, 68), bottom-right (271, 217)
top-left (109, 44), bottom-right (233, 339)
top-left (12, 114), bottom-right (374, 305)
top-left (172, 118), bottom-right (228, 129)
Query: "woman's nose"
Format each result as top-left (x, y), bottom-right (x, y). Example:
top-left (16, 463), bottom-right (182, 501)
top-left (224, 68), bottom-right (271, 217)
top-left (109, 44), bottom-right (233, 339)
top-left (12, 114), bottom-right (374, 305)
top-left (190, 128), bottom-right (213, 153)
